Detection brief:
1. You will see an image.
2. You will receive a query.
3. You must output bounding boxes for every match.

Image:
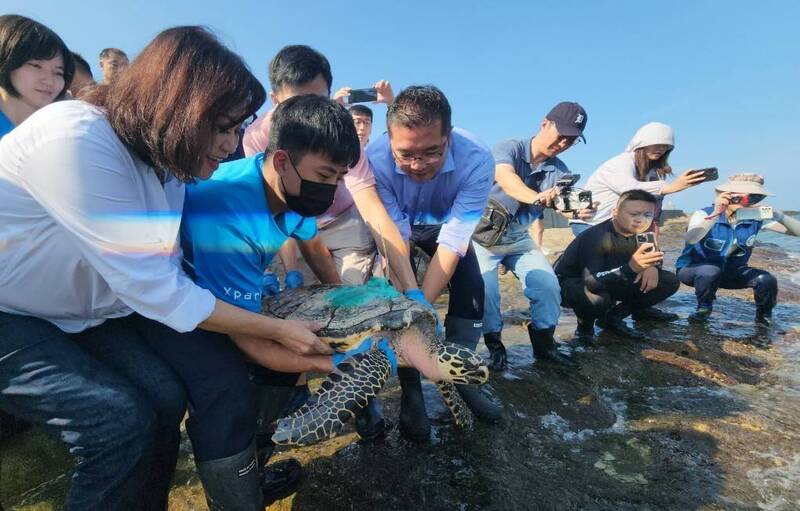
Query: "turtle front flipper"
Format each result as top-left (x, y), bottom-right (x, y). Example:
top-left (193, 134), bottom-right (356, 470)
top-left (437, 344), bottom-right (489, 385)
top-left (436, 381), bottom-right (474, 430)
top-left (272, 348), bottom-right (392, 446)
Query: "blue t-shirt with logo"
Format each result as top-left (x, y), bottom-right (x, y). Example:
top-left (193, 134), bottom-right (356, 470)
top-left (0, 110), bottom-right (15, 139)
top-left (181, 153), bottom-right (317, 312)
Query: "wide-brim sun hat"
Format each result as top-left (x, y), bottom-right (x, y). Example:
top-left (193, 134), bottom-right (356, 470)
top-left (715, 173), bottom-right (773, 196)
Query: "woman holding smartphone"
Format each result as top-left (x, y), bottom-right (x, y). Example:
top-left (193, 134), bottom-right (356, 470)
top-left (0, 26), bottom-right (328, 510)
top-left (571, 122), bottom-right (706, 236)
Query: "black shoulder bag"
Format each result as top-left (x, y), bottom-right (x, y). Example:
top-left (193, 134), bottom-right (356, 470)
top-left (472, 198), bottom-right (513, 248)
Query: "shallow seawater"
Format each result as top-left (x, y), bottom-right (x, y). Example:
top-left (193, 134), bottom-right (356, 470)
top-left (3, 229), bottom-right (800, 510)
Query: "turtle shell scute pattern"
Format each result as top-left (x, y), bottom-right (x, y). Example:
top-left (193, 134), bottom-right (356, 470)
top-left (262, 285), bottom-right (437, 351)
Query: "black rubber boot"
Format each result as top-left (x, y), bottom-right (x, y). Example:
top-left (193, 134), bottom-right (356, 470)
top-left (632, 306), bottom-right (679, 322)
top-left (196, 440), bottom-right (302, 510)
top-left (483, 331), bottom-right (507, 370)
top-left (260, 458), bottom-right (304, 506)
top-left (597, 305), bottom-right (645, 339)
top-left (355, 397), bottom-right (386, 441)
top-left (528, 325), bottom-right (577, 367)
top-left (446, 316), bottom-right (503, 423)
top-left (688, 304), bottom-right (713, 323)
top-left (254, 384), bottom-right (300, 468)
top-left (755, 308), bottom-right (773, 326)
top-left (397, 367), bottom-right (431, 441)
top-left (574, 316), bottom-right (596, 343)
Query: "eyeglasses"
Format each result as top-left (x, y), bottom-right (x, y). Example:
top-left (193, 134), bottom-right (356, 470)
top-left (391, 138), bottom-right (448, 165)
top-left (557, 135), bottom-right (581, 148)
top-left (625, 211), bottom-right (655, 220)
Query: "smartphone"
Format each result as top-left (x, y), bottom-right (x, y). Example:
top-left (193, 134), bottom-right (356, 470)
top-left (347, 88), bottom-right (378, 104)
top-left (694, 167), bottom-right (718, 182)
top-left (635, 232), bottom-right (659, 253)
top-left (735, 206), bottom-right (773, 221)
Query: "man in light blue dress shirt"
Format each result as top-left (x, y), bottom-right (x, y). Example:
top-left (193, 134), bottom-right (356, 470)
top-left (368, 85), bottom-right (502, 440)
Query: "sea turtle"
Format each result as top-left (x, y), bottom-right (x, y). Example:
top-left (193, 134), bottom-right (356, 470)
top-left (262, 278), bottom-right (489, 446)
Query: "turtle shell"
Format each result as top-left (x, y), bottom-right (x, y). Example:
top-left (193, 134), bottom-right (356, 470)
top-left (261, 280), bottom-right (436, 351)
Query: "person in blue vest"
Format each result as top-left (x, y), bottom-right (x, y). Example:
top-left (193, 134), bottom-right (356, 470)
top-left (677, 174), bottom-right (800, 324)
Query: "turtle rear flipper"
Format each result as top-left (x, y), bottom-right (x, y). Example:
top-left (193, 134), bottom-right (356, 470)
top-left (436, 381), bottom-right (474, 430)
top-left (272, 348), bottom-right (392, 446)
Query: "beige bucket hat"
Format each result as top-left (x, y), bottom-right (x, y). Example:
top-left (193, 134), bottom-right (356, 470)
top-left (715, 173), bottom-right (773, 196)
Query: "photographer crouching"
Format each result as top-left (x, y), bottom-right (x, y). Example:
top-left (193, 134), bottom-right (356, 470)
top-left (677, 173), bottom-right (800, 325)
top-left (554, 190), bottom-right (680, 342)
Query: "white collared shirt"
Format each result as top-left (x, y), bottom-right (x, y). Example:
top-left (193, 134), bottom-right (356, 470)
top-left (0, 101), bottom-right (215, 333)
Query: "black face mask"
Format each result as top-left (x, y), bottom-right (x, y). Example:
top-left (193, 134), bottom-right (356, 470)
top-left (281, 153), bottom-right (337, 217)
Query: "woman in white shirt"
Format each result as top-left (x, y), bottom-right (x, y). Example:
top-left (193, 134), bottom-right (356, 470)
top-left (0, 26), bottom-right (329, 510)
top-left (570, 122), bottom-right (706, 235)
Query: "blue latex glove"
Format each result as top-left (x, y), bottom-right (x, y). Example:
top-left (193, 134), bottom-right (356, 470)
top-left (331, 336), bottom-right (374, 367)
top-left (375, 338), bottom-right (398, 376)
top-left (404, 288), bottom-right (430, 307)
top-left (330, 336), bottom-right (398, 376)
top-left (404, 289), bottom-right (443, 336)
top-left (261, 272), bottom-right (281, 297)
top-left (284, 270), bottom-right (304, 289)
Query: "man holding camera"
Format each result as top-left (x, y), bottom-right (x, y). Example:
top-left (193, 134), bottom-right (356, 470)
top-left (554, 190), bottom-right (680, 341)
top-left (369, 85), bottom-right (502, 438)
top-left (677, 174), bottom-right (800, 324)
top-left (474, 102), bottom-right (594, 369)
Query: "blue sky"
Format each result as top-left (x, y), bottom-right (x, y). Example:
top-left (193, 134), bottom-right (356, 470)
top-left (9, 0), bottom-right (799, 210)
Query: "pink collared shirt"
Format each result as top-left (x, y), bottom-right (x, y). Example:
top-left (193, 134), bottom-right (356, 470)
top-left (242, 109), bottom-right (375, 228)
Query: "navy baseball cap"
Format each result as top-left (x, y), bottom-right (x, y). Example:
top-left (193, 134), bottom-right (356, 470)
top-left (546, 102), bottom-right (587, 142)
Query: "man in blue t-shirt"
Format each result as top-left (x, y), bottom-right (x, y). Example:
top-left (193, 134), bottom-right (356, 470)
top-left (474, 102), bottom-right (593, 370)
top-left (369, 85), bottom-right (501, 437)
top-left (145, 95), bottom-right (362, 508)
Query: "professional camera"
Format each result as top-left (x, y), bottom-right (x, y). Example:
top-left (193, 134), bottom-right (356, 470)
top-left (551, 174), bottom-right (593, 213)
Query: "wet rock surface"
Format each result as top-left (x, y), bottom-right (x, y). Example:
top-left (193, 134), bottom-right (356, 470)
top-left (3, 220), bottom-right (800, 510)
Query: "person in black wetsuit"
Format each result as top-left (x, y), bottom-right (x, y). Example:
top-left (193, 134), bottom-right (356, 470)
top-left (554, 189), bottom-right (680, 341)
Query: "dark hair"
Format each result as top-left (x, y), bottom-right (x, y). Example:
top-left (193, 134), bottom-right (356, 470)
top-left (617, 189), bottom-right (658, 207)
top-left (268, 45), bottom-right (332, 95)
top-left (99, 47), bottom-right (128, 60)
top-left (268, 94), bottom-right (360, 169)
top-left (0, 15), bottom-right (75, 100)
top-left (634, 146), bottom-right (673, 181)
top-left (84, 26), bottom-right (265, 183)
top-left (387, 85), bottom-right (452, 136)
top-left (349, 104), bottom-right (373, 121)
top-left (72, 52), bottom-right (92, 77)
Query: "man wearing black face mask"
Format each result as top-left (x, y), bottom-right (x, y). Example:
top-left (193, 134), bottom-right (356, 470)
top-left (180, 94), bottom-right (354, 320)
top-left (280, 152), bottom-right (338, 217)
top-left (143, 95), bottom-right (360, 507)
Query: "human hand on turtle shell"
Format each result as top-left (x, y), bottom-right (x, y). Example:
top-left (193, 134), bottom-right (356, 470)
top-left (404, 289), bottom-right (443, 336)
top-left (284, 270), bottom-right (304, 290)
top-left (261, 272), bottom-right (281, 296)
top-left (276, 319), bottom-right (333, 355)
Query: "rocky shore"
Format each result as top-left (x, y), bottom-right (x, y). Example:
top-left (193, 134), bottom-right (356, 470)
top-left (3, 217), bottom-right (799, 510)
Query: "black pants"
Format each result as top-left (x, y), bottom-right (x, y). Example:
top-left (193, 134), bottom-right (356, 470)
top-left (677, 263), bottom-right (777, 312)
top-left (410, 225), bottom-right (484, 320)
top-left (140, 324), bottom-right (255, 462)
top-left (560, 269), bottom-right (680, 320)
